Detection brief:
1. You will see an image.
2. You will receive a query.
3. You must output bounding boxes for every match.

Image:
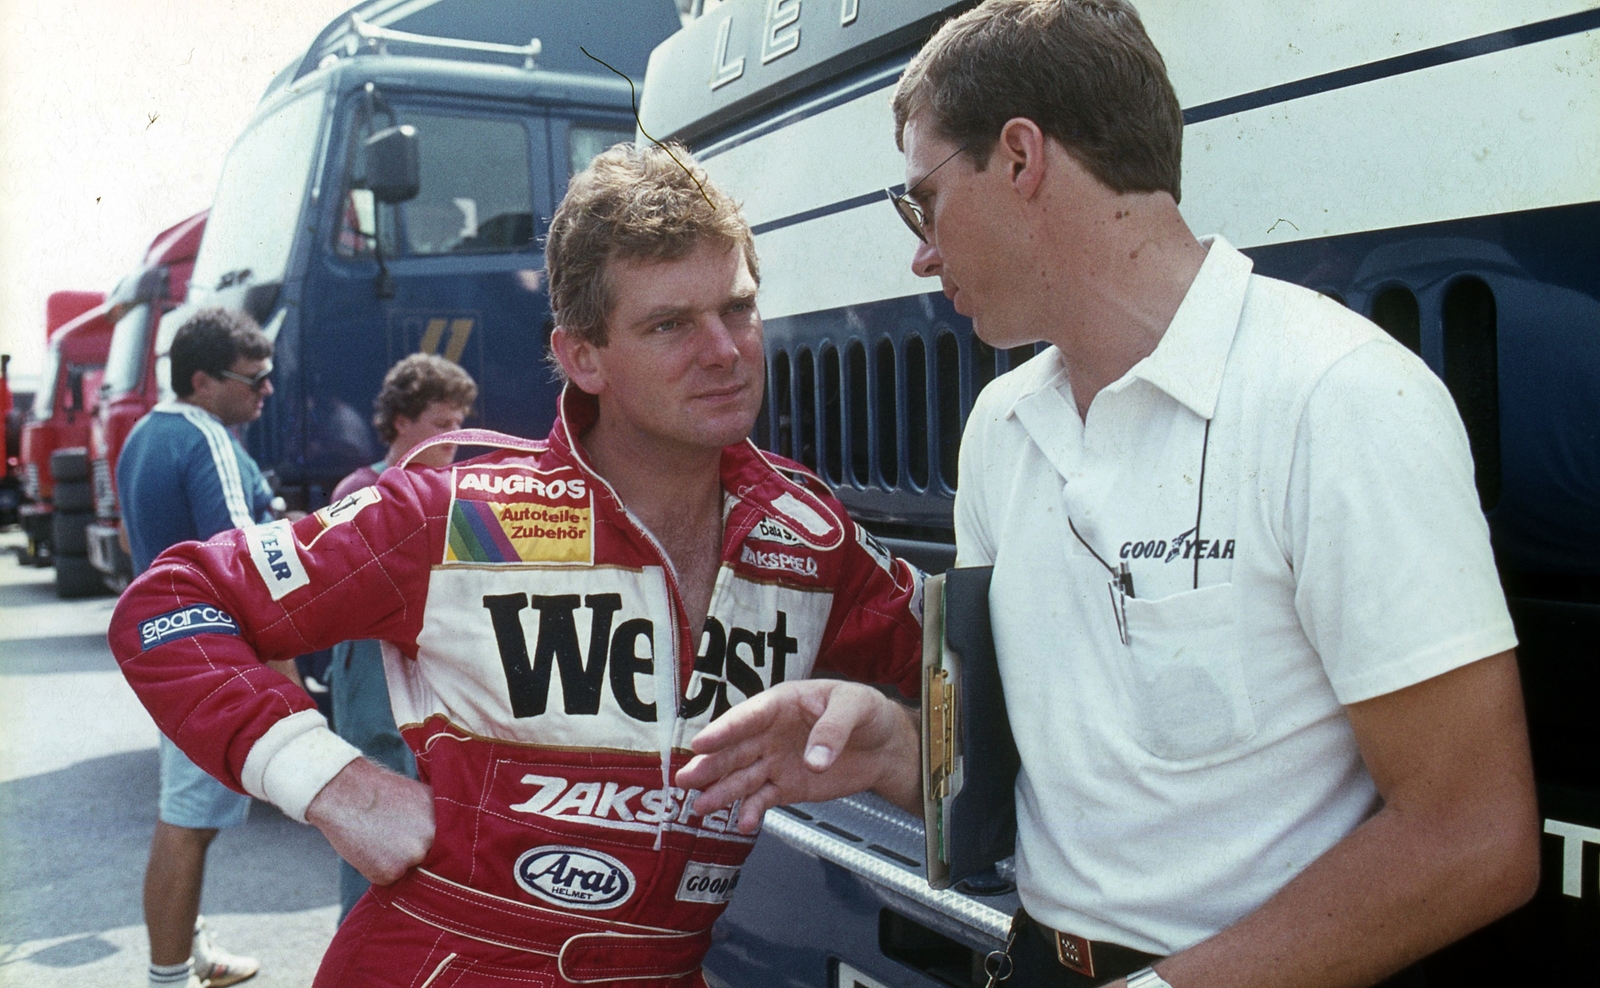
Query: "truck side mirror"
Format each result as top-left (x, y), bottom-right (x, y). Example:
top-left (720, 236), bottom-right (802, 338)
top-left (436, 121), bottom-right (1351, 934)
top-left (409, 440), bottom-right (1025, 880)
top-left (363, 125), bottom-right (420, 204)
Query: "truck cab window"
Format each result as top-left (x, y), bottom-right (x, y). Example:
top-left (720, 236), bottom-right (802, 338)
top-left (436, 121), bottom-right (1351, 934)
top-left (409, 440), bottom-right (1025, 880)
top-left (341, 112), bottom-right (534, 257)
top-left (103, 303), bottom-right (152, 399)
top-left (567, 124), bottom-right (633, 179)
top-left (190, 89), bottom-right (325, 295)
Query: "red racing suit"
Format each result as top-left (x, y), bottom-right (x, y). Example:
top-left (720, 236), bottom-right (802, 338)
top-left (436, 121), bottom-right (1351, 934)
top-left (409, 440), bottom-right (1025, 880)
top-left (109, 388), bottom-right (924, 987)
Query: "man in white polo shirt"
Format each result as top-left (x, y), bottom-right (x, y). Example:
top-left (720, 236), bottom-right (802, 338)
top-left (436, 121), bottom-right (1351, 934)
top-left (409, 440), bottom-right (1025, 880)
top-left (678, 2), bottom-right (1540, 987)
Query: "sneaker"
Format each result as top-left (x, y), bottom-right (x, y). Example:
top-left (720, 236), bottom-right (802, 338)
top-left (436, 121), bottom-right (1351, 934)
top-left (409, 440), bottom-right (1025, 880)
top-left (191, 917), bottom-right (259, 987)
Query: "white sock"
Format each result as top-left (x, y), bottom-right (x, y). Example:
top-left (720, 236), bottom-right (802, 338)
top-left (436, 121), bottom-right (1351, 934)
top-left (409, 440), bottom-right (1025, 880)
top-left (149, 959), bottom-right (193, 986)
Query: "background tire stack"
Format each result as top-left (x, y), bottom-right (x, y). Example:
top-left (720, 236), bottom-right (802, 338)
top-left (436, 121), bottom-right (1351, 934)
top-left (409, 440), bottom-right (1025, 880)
top-left (49, 447), bottom-right (108, 598)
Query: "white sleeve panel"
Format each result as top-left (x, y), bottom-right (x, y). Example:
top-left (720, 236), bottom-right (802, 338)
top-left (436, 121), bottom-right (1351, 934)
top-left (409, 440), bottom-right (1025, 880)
top-left (1288, 340), bottom-right (1518, 704)
top-left (176, 404), bottom-right (256, 528)
top-left (240, 708), bottom-right (364, 823)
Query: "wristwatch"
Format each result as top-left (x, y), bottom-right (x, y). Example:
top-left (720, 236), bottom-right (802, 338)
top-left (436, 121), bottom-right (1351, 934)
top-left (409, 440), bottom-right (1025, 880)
top-left (1125, 967), bottom-right (1174, 988)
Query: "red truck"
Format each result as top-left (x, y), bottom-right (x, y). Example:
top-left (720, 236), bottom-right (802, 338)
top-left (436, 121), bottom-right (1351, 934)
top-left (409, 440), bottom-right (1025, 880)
top-left (18, 294), bottom-right (114, 595)
top-left (86, 210), bottom-right (207, 589)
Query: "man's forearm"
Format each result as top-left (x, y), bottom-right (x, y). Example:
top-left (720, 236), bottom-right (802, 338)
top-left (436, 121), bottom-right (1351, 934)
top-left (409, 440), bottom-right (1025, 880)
top-left (870, 699), bottom-right (923, 815)
top-left (1143, 792), bottom-right (1536, 988)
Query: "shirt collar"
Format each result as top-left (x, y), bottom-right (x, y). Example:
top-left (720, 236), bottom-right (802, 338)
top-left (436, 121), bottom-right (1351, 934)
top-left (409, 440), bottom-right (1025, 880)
top-left (1125, 235), bottom-right (1253, 421)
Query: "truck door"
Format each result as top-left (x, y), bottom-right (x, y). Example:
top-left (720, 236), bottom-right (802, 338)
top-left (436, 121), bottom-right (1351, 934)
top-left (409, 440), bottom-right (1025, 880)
top-left (303, 98), bottom-right (556, 490)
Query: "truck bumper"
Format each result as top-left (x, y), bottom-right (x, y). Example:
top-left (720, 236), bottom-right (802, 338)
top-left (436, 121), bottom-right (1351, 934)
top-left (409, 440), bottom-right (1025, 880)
top-left (19, 503), bottom-right (54, 564)
top-left (87, 521), bottom-right (132, 589)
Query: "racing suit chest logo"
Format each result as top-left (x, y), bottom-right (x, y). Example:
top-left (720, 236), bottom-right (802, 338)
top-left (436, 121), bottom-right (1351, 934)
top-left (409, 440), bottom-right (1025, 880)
top-left (480, 593), bottom-right (801, 723)
top-left (514, 846), bottom-right (634, 910)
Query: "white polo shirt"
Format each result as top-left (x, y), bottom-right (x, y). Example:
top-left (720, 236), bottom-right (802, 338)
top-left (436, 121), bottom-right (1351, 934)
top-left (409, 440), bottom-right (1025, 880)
top-left (954, 236), bottom-right (1516, 955)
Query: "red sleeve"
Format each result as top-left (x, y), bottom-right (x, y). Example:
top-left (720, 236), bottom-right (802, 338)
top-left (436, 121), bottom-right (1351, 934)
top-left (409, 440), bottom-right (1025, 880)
top-left (109, 465), bottom-right (442, 793)
top-left (809, 483), bottom-right (926, 700)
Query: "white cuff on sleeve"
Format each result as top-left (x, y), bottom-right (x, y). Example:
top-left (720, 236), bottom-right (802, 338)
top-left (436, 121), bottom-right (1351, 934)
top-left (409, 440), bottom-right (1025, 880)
top-left (240, 708), bottom-right (364, 823)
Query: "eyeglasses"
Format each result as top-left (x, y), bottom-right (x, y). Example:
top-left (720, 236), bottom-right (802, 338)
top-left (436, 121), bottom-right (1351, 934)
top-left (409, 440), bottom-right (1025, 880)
top-left (885, 143), bottom-right (970, 243)
top-left (214, 363), bottom-right (273, 392)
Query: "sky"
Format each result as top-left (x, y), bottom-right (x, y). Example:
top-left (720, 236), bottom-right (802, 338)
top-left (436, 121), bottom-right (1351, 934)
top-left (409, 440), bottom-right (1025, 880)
top-left (0, 0), bottom-right (357, 388)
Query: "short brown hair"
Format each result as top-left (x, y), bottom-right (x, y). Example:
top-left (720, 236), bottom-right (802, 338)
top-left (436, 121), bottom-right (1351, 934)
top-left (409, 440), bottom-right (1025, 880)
top-left (892, 0), bottom-right (1184, 201)
top-left (372, 353), bottom-right (477, 445)
top-left (170, 308), bottom-right (273, 397)
top-left (545, 142), bottom-right (758, 348)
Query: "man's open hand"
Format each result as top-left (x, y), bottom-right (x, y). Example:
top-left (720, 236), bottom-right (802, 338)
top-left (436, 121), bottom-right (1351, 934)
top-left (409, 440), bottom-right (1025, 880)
top-left (675, 679), bottom-right (921, 832)
top-left (306, 758), bottom-right (434, 885)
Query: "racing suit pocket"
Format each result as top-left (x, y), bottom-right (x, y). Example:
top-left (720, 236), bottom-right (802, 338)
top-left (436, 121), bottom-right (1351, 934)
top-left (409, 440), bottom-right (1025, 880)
top-left (1120, 582), bottom-right (1256, 762)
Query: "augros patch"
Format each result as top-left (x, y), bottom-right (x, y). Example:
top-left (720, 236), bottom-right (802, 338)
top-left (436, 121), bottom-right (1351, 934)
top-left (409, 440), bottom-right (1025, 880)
top-left (243, 519), bottom-right (309, 601)
top-left (676, 861), bottom-right (741, 904)
top-left (445, 466), bottom-right (592, 565)
top-left (513, 845), bottom-right (634, 910)
top-left (139, 605), bottom-right (239, 651)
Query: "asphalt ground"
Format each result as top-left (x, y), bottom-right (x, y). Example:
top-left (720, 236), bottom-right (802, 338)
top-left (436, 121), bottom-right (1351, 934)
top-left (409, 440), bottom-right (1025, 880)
top-left (0, 531), bottom-right (337, 987)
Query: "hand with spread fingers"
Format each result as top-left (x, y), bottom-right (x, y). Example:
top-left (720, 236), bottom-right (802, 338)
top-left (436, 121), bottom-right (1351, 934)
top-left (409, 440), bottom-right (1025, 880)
top-left (676, 679), bottom-right (923, 832)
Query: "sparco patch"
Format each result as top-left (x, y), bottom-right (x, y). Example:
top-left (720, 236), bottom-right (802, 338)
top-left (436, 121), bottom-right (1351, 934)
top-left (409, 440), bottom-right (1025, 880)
top-left (675, 861), bottom-right (741, 904)
top-left (446, 466), bottom-right (593, 565)
top-left (139, 605), bottom-right (239, 651)
top-left (244, 519), bottom-right (309, 601)
top-left (513, 845), bottom-right (634, 910)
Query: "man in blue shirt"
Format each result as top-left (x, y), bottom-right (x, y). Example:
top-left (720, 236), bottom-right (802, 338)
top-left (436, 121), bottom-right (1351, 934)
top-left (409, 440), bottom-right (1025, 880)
top-left (119, 308), bottom-right (294, 988)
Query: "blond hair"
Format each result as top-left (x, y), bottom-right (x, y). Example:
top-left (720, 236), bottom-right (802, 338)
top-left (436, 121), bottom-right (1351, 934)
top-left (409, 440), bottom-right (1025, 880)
top-left (545, 142), bottom-right (758, 347)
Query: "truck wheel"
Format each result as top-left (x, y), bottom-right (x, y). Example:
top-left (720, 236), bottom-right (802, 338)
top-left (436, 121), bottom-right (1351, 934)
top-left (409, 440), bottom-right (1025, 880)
top-left (50, 447), bottom-right (90, 483)
top-left (54, 480), bottom-right (93, 513)
top-left (55, 554), bottom-right (110, 598)
top-left (52, 510), bottom-right (93, 556)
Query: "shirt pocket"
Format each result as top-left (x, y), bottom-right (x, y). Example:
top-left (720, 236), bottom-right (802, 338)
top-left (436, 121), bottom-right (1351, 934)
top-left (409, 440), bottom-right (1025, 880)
top-left (1120, 582), bottom-right (1256, 762)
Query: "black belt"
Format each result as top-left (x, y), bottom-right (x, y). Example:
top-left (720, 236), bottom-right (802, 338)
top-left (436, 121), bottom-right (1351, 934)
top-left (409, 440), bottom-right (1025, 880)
top-left (1016, 909), bottom-right (1161, 982)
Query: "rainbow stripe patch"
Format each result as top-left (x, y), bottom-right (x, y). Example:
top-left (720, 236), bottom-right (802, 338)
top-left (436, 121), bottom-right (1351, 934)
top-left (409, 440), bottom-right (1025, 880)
top-left (444, 466), bottom-right (593, 565)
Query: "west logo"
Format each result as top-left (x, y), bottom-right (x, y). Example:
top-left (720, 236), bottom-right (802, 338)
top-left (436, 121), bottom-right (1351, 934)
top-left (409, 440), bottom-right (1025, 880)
top-left (139, 605), bottom-right (239, 651)
top-left (514, 846), bottom-right (634, 910)
top-left (244, 519), bottom-right (309, 601)
top-left (682, 612), bottom-right (798, 720)
top-left (482, 593), bottom-right (657, 720)
top-left (481, 593), bottom-right (802, 723)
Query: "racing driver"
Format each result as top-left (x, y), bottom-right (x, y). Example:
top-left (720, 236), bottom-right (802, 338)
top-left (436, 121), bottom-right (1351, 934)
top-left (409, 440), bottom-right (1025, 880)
top-left (108, 143), bottom-right (924, 986)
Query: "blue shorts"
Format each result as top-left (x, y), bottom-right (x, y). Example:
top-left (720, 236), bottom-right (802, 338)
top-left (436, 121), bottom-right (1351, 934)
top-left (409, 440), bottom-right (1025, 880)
top-left (158, 734), bottom-right (251, 830)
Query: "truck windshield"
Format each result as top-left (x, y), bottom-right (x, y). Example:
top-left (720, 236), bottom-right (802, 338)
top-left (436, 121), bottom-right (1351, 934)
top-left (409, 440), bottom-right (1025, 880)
top-left (103, 303), bottom-right (151, 399)
top-left (338, 111), bottom-right (534, 256)
top-left (190, 88), bottom-right (325, 294)
top-left (32, 341), bottom-right (62, 422)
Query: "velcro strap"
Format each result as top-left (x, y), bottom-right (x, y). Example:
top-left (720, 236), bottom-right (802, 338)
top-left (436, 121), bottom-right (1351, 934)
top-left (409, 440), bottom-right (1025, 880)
top-left (558, 929), bottom-right (710, 984)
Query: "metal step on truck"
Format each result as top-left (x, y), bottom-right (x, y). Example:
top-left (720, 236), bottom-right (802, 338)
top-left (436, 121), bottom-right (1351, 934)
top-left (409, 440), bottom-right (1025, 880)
top-left (150, 0), bottom-right (680, 511)
top-left (639, 1), bottom-right (1600, 984)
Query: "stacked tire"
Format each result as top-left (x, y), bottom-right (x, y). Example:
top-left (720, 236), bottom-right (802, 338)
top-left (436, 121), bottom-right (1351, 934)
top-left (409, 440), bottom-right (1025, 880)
top-left (50, 447), bottom-right (107, 598)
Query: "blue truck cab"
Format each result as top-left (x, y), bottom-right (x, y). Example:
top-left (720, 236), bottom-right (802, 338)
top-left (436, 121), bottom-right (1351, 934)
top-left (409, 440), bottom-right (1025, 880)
top-left (156, 0), bottom-right (680, 506)
top-left (640, 1), bottom-right (1600, 984)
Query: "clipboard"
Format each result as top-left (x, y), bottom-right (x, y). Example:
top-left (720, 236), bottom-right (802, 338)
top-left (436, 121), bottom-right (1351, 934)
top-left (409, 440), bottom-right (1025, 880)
top-left (921, 566), bottom-right (1019, 890)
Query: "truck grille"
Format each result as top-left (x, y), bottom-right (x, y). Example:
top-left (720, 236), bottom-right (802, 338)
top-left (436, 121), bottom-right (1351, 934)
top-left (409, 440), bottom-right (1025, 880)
top-left (93, 457), bottom-right (117, 519)
top-left (23, 462), bottom-right (40, 501)
top-left (758, 330), bottom-right (1043, 496)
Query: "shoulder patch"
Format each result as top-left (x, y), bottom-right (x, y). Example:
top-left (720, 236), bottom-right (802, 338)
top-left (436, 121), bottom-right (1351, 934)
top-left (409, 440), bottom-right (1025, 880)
top-left (445, 464), bottom-right (593, 565)
top-left (312, 485), bottom-right (381, 536)
top-left (244, 518), bottom-right (310, 601)
top-left (749, 516), bottom-right (804, 547)
top-left (771, 492), bottom-right (832, 537)
top-left (855, 523), bottom-right (895, 576)
top-left (139, 604), bottom-right (239, 651)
